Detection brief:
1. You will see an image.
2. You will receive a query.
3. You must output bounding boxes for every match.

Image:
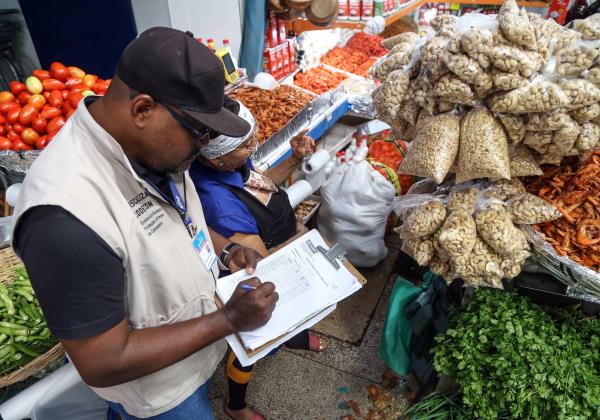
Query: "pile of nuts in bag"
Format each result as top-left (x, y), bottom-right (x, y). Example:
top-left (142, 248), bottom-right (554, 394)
top-left (372, 1), bottom-right (600, 184)
top-left (396, 178), bottom-right (561, 288)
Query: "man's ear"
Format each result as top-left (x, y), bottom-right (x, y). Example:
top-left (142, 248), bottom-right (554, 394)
top-left (130, 94), bottom-right (157, 129)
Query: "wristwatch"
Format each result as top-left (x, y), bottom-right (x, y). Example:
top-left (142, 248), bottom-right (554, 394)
top-left (218, 243), bottom-right (241, 270)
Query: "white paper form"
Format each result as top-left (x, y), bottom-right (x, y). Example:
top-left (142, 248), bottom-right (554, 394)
top-left (216, 230), bottom-right (362, 350)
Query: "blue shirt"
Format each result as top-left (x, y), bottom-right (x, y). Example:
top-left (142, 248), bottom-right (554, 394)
top-left (189, 160), bottom-right (259, 239)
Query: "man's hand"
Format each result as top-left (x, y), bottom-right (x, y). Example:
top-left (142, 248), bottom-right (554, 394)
top-left (290, 130), bottom-right (316, 162)
top-left (223, 278), bottom-right (278, 332)
top-left (227, 245), bottom-right (262, 274)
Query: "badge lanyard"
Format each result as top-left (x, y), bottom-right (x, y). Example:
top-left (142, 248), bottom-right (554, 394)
top-left (144, 174), bottom-right (196, 238)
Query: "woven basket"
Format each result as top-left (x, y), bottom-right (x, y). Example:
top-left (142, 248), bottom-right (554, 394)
top-left (0, 246), bottom-right (64, 387)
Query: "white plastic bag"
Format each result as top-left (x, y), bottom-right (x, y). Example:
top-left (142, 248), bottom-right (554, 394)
top-left (317, 160), bottom-right (395, 267)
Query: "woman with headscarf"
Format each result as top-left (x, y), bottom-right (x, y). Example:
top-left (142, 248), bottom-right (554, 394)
top-left (189, 98), bottom-right (327, 420)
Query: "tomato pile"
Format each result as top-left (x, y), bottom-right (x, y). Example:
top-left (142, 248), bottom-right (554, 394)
top-left (294, 66), bottom-right (348, 95)
top-left (0, 62), bottom-right (110, 151)
top-left (345, 32), bottom-right (387, 58)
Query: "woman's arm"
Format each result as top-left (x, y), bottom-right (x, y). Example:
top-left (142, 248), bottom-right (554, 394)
top-left (263, 131), bottom-right (315, 185)
top-left (228, 232), bottom-right (269, 257)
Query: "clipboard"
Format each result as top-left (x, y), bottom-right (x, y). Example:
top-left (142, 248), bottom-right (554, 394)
top-left (214, 239), bottom-right (366, 359)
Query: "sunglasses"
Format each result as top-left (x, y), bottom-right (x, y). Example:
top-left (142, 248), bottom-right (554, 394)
top-left (162, 103), bottom-right (217, 145)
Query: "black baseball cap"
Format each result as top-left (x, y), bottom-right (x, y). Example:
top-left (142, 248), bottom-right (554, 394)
top-left (116, 27), bottom-right (250, 138)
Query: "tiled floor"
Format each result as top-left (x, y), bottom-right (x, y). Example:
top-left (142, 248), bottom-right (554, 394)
top-left (209, 237), bottom-right (409, 420)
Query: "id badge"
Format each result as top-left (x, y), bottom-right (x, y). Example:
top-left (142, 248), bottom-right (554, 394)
top-left (192, 230), bottom-right (217, 271)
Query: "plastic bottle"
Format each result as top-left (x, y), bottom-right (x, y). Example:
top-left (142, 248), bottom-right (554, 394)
top-left (222, 39), bottom-right (238, 67)
top-left (207, 38), bottom-right (216, 52)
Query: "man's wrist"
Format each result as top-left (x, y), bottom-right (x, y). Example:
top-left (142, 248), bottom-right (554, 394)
top-left (289, 155), bottom-right (303, 165)
top-left (218, 243), bottom-right (241, 270)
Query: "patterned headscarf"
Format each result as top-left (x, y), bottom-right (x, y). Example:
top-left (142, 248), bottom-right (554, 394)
top-left (198, 101), bottom-right (255, 159)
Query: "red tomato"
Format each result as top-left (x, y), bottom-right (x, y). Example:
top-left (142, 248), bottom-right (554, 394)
top-left (69, 91), bottom-right (84, 108)
top-left (41, 106), bottom-right (62, 120)
top-left (12, 140), bottom-right (32, 151)
top-left (47, 116), bottom-right (65, 133)
top-left (65, 108), bottom-right (76, 118)
top-left (0, 101), bottom-right (19, 114)
top-left (62, 101), bottom-right (73, 114)
top-left (65, 77), bottom-right (83, 89)
top-left (0, 114), bottom-right (4, 124)
top-left (67, 66), bottom-right (85, 79)
top-left (31, 116), bottom-right (47, 133)
top-left (47, 131), bottom-right (57, 141)
top-left (6, 108), bottom-right (20, 124)
top-left (21, 127), bottom-right (40, 146)
top-left (61, 90), bottom-right (69, 100)
top-left (12, 123), bottom-right (24, 133)
top-left (36, 134), bottom-right (49, 149)
top-left (32, 69), bottom-right (51, 81)
top-left (42, 78), bottom-right (65, 91)
top-left (69, 85), bottom-right (87, 95)
top-left (0, 91), bottom-right (15, 104)
top-left (82, 74), bottom-right (97, 89)
top-left (4, 123), bottom-right (11, 132)
top-left (92, 81), bottom-right (108, 92)
top-left (7, 130), bottom-right (20, 142)
top-left (0, 126), bottom-right (6, 137)
top-left (9, 81), bottom-right (27, 96)
top-left (48, 90), bottom-right (63, 108)
top-left (0, 136), bottom-right (10, 150)
top-left (49, 62), bottom-right (69, 82)
top-left (42, 91), bottom-right (51, 101)
top-left (18, 104), bottom-right (38, 125)
top-left (28, 94), bottom-right (46, 110)
top-left (17, 91), bottom-right (32, 106)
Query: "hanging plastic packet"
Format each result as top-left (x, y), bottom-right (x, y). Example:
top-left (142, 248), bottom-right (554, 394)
top-left (474, 200), bottom-right (525, 258)
top-left (447, 183), bottom-right (480, 214)
top-left (509, 144), bottom-right (543, 177)
top-left (396, 198), bottom-right (447, 240)
top-left (437, 209), bottom-right (478, 259)
top-left (401, 236), bottom-right (435, 266)
top-left (399, 112), bottom-right (461, 184)
top-left (482, 178), bottom-right (526, 201)
top-left (506, 192), bottom-right (561, 224)
top-left (455, 106), bottom-right (511, 183)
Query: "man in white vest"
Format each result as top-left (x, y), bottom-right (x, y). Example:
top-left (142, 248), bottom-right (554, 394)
top-left (12, 27), bottom-right (278, 419)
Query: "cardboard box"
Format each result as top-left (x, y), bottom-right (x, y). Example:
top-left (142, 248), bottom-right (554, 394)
top-left (287, 39), bottom-right (297, 71)
top-left (338, 0), bottom-right (349, 20)
top-left (281, 42), bottom-right (291, 75)
top-left (264, 47), bottom-right (278, 76)
top-left (278, 18), bottom-right (287, 45)
top-left (362, 0), bottom-right (374, 19)
top-left (275, 44), bottom-right (284, 79)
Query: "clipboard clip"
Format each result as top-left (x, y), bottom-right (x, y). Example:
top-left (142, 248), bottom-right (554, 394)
top-left (317, 242), bottom-right (347, 270)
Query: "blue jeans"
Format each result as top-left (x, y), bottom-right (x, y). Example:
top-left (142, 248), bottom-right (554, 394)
top-left (106, 380), bottom-right (214, 420)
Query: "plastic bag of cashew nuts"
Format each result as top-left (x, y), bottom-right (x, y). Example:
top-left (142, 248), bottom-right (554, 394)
top-left (399, 112), bottom-right (461, 183)
top-left (370, 50), bottom-right (414, 81)
top-left (584, 65), bottom-right (600, 86)
top-left (474, 200), bottom-right (525, 258)
top-left (498, 1), bottom-right (536, 50)
top-left (455, 106), bottom-right (511, 183)
top-left (570, 103), bottom-right (600, 124)
top-left (447, 183), bottom-right (480, 213)
top-left (382, 32), bottom-right (419, 51)
top-left (437, 209), bottom-right (478, 258)
top-left (460, 27), bottom-right (493, 69)
top-left (445, 53), bottom-right (486, 84)
top-left (554, 44), bottom-right (599, 77)
top-left (576, 122), bottom-right (600, 152)
top-left (401, 237), bottom-right (435, 266)
top-left (572, 14), bottom-right (600, 41)
top-left (509, 144), bottom-right (543, 177)
top-left (490, 46), bottom-right (536, 78)
top-left (506, 192), bottom-right (561, 224)
top-left (449, 236), bottom-right (504, 282)
top-left (559, 78), bottom-right (600, 110)
top-left (498, 113), bottom-right (526, 144)
top-left (488, 79), bottom-right (570, 114)
top-left (396, 198), bottom-right (447, 239)
top-left (482, 178), bottom-right (526, 201)
top-left (432, 74), bottom-right (477, 106)
top-left (492, 69), bottom-right (529, 91)
top-left (374, 69), bottom-right (411, 117)
top-left (526, 112), bottom-right (573, 131)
